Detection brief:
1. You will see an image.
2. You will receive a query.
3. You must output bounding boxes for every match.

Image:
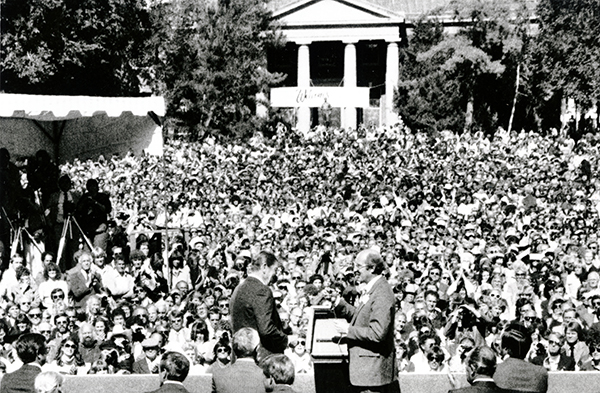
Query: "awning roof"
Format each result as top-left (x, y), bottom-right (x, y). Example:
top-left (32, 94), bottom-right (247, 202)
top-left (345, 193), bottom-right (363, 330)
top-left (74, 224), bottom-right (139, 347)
top-left (0, 94), bottom-right (165, 120)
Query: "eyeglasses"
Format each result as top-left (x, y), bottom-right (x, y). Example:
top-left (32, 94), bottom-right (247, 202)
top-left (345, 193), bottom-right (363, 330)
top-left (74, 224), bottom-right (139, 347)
top-left (216, 348), bottom-right (229, 353)
top-left (549, 340), bottom-right (561, 346)
top-left (63, 343), bottom-right (76, 349)
top-left (522, 316), bottom-right (536, 322)
top-left (218, 304), bottom-right (228, 308)
top-left (56, 320), bottom-right (68, 325)
top-left (430, 272), bottom-right (440, 276)
top-left (52, 295), bottom-right (65, 300)
top-left (28, 313), bottom-right (42, 318)
top-left (39, 330), bottom-right (51, 334)
top-left (591, 346), bottom-right (600, 353)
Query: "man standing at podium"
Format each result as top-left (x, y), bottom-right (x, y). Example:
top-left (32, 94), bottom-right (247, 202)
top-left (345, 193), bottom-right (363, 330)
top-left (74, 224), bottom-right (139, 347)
top-left (333, 248), bottom-right (400, 393)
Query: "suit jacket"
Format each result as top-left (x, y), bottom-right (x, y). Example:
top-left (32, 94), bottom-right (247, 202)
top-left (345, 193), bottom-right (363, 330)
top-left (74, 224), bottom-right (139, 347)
top-left (211, 358), bottom-right (266, 393)
top-left (543, 353), bottom-right (575, 371)
top-left (493, 357), bottom-right (548, 393)
top-left (145, 381), bottom-right (189, 393)
top-left (449, 380), bottom-right (505, 393)
top-left (132, 357), bottom-right (151, 374)
top-left (335, 276), bottom-right (397, 387)
top-left (0, 363), bottom-right (42, 393)
top-left (66, 266), bottom-right (102, 308)
top-left (230, 277), bottom-right (288, 354)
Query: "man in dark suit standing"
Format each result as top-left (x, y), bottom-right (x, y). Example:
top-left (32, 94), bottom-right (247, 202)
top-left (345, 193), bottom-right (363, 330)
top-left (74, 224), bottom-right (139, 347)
top-left (449, 346), bottom-right (503, 393)
top-left (212, 327), bottom-right (265, 393)
top-left (0, 333), bottom-right (47, 393)
top-left (145, 351), bottom-right (190, 393)
top-left (493, 322), bottom-right (548, 393)
top-left (333, 248), bottom-right (399, 393)
top-left (230, 251), bottom-right (288, 359)
top-left (66, 251), bottom-right (103, 308)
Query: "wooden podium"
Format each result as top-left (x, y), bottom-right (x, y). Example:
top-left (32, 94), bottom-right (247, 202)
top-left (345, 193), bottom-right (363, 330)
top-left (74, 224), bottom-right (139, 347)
top-left (307, 306), bottom-right (350, 393)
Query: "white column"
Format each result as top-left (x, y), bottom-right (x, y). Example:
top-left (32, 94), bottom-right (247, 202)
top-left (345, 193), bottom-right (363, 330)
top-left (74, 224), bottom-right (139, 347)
top-left (342, 41), bottom-right (357, 130)
top-left (297, 43), bottom-right (311, 135)
top-left (385, 41), bottom-right (399, 126)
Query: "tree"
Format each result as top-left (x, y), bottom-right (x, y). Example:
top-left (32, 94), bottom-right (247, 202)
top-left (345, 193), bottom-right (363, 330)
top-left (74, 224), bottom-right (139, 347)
top-left (395, 0), bottom-right (534, 134)
top-left (527, 0), bottom-right (600, 135)
top-left (147, 0), bottom-right (285, 141)
top-left (0, 0), bottom-right (152, 96)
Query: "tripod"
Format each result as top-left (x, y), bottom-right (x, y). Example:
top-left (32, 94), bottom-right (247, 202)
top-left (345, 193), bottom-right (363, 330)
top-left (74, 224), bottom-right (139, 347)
top-left (56, 214), bottom-right (93, 268)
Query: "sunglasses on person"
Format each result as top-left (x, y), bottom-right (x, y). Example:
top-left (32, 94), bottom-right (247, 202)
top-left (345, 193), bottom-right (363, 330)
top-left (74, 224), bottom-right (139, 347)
top-left (63, 343), bottom-right (76, 349)
top-left (216, 348), bottom-right (229, 354)
top-left (28, 313), bottom-right (42, 318)
top-left (548, 340), bottom-right (561, 346)
top-left (56, 320), bottom-right (68, 325)
top-left (522, 316), bottom-right (536, 322)
top-left (52, 294), bottom-right (65, 301)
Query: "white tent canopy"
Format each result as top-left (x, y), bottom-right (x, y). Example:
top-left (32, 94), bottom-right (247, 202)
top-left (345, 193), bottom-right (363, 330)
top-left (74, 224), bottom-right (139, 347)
top-left (0, 94), bottom-right (165, 163)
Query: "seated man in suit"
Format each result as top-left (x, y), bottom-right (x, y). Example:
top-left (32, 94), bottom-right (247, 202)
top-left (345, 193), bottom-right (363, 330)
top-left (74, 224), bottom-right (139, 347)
top-left (212, 327), bottom-right (265, 393)
top-left (133, 335), bottom-right (162, 374)
top-left (449, 346), bottom-right (502, 393)
top-left (145, 351), bottom-right (190, 393)
top-left (0, 333), bottom-right (47, 393)
top-left (262, 354), bottom-right (297, 393)
top-left (493, 322), bottom-right (548, 393)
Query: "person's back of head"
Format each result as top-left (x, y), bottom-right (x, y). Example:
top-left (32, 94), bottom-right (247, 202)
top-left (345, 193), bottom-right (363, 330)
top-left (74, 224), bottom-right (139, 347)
top-left (15, 333), bottom-right (47, 364)
top-left (34, 371), bottom-right (64, 393)
top-left (160, 351), bottom-right (190, 383)
top-left (501, 322), bottom-right (532, 359)
top-left (232, 327), bottom-right (260, 358)
top-left (247, 251), bottom-right (278, 273)
top-left (467, 346), bottom-right (496, 381)
top-left (261, 354), bottom-right (295, 386)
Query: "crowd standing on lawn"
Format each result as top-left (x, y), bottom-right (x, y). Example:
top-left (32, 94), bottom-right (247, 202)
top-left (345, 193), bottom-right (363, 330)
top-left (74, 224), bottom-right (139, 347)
top-left (2, 122), bottom-right (600, 388)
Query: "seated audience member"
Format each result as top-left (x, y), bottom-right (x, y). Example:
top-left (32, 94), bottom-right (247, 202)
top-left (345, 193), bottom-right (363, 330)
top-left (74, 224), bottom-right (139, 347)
top-left (543, 332), bottom-right (575, 371)
top-left (262, 354), bottom-right (297, 393)
top-left (0, 333), bottom-right (47, 393)
top-left (493, 322), bottom-right (548, 393)
top-left (449, 346), bottom-right (500, 393)
top-left (212, 327), bottom-right (264, 393)
top-left (133, 336), bottom-right (162, 374)
top-left (34, 371), bottom-right (64, 393)
top-left (144, 351), bottom-right (190, 393)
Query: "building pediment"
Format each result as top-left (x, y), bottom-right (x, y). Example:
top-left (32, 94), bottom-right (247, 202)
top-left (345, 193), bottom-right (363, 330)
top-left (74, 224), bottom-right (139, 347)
top-left (273, 0), bottom-right (404, 26)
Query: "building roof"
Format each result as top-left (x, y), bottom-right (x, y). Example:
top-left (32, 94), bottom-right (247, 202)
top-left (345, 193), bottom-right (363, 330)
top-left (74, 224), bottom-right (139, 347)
top-left (269, 0), bottom-right (537, 22)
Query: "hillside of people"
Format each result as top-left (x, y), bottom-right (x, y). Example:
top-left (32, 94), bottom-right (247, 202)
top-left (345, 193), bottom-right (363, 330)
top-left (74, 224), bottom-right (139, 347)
top-left (2, 123), bottom-right (600, 376)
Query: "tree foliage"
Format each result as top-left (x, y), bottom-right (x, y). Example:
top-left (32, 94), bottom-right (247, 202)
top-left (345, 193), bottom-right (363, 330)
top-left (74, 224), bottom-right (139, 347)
top-left (528, 0), bottom-right (600, 129)
top-left (0, 0), bottom-right (151, 95)
top-left (147, 0), bottom-right (285, 141)
top-left (396, 0), bottom-right (534, 134)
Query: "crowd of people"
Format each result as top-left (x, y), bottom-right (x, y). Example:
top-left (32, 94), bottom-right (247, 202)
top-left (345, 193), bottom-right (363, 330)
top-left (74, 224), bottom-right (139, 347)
top-left (2, 121), bottom-right (600, 385)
